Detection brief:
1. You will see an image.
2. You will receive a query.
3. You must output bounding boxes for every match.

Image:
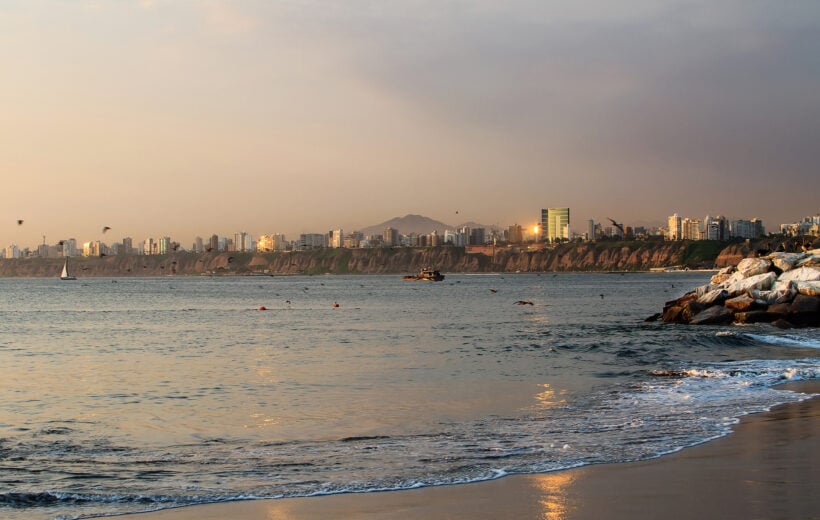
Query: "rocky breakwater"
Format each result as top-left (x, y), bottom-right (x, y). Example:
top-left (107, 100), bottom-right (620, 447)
top-left (659, 249), bottom-right (820, 328)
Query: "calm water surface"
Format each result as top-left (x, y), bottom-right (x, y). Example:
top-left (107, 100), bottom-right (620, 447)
top-left (0, 273), bottom-right (818, 519)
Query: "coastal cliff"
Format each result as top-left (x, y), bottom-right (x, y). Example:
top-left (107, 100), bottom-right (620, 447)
top-left (0, 240), bottom-right (752, 277)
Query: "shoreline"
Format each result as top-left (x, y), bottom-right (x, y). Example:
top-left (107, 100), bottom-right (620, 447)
top-left (115, 379), bottom-right (819, 520)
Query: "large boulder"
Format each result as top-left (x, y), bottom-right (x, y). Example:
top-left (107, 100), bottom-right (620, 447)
top-left (778, 266), bottom-right (820, 282)
top-left (724, 294), bottom-right (756, 312)
top-left (794, 281), bottom-right (820, 297)
top-left (766, 252), bottom-right (803, 272)
top-left (750, 288), bottom-right (795, 305)
top-left (710, 266), bottom-right (735, 285)
top-left (737, 258), bottom-right (772, 278)
top-left (788, 294), bottom-right (820, 326)
top-left (690, 305), bottom-right (734, 325)
top-left (697, 288), bottom-right (729, 306)
top-left (723, 271), bottom-right (777, 297)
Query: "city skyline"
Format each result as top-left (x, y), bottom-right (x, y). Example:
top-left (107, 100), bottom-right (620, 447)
top-left (6, 209), bottom-right (817, 257)
top-left (3, 2), bottom-right (819, 248)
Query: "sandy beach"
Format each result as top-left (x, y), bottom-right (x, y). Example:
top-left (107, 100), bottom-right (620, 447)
top-left (120, 380), bottom-right (819, 520)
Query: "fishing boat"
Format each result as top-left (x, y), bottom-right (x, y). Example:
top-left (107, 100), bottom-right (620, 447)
top-left (402, 268), bottom-right (445, 282)
top-left (60, 258), bottom-right (77, 280)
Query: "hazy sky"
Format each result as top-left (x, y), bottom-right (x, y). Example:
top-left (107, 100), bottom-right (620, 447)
top-left (2, 0), bottom-right (819, 247)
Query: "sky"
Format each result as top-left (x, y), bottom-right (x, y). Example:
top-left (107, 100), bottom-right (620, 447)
top-left (2, 0), bottom-right (819, 248)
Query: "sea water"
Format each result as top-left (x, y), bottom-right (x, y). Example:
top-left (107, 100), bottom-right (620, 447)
top-left (0, 273), bottom-right (817, 519)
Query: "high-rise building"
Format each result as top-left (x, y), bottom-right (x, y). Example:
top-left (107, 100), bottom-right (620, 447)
top-left (704, 215), bottom-right (727, 241)
top-left (542, 208), bottom-right (570, 242)
top-left (384, 227), bottom-right (399, 246)
top-left (508, 224), bottom-right (523, 244)
top-left (328, 229), bottom-right (343, 248)
top-left (730, 218), bottom-right (764, 239)
top-left (667, 214), bottom-right (682, 240)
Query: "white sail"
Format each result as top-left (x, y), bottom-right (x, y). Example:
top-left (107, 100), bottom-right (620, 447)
top-left (60, 259), bottom-right (77, 280)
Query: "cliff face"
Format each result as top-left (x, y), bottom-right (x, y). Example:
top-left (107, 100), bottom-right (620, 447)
top-left (0, 241), bottom-right (734, 277)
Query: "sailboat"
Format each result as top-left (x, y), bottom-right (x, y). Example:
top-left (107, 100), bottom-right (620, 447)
top-left (60, 258), bottom-right (77, 280)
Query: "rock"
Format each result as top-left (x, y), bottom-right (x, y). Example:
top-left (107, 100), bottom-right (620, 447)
top-left (750, 288), bottom-right (795, 305)
top-left (778, 266), bottom-right (820, 282)
top-left (796, 254), bottom-right (820, 268)
top-left (680, 300), bottom-right (705, 323)
top-left (697, 288), bottom-right (729, 306)
top-left (788, 294), bottom-right (820, 326)
top-left (710, 266), bottom-right (734, 285)
top-left (766, 252), bottom-right (803, 272)
top-left (794, 281), bottom-right (820, 297)
top-left (695, 284), bottom-right (716, 297)
top-left (767, 302), bottom-right (791, 316)
top-left (723, 272), bottom-right (777, 297)
top-left (645, 312), bottom-right (663, 322)
top-left (690, 305), bottom-right (734, 325)
top-left (724, 294), bottom-right (756, 312)
top-left (662, 305), bottom-right (685, 324)
top-left (734, 311), bottom-right (780, 324)
top-left (710, 273), bottom-right (733, 285)
top-left (737, 258), bottom-right (772, 277)
top-left (771, 319), bottom-right (794, 329)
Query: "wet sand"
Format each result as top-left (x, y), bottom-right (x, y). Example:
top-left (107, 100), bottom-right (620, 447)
top-left (123, 380), bottom-right (819, 520)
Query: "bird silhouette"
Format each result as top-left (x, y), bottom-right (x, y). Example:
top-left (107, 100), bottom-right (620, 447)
top-left (515, 300), bottom-right (534, 305)
top-left (102, 226), bottom-right (111, 233)
top-left (16, 219), bottom-right (23, 226)
top-left (490, 289), bottom-right (498, 293)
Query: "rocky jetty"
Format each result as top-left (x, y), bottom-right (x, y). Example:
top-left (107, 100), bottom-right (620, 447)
top-left (660, 249), bottom-right (820, 328)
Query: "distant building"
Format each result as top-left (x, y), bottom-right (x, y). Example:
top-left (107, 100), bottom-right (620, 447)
top-left (122, 237), bottom-right (134, 255)
top-left (4, 244), bottom-right (20, 259)
top-left (384, 227), bottom-right (399, 246)
top-left (730, 218), bottom-right (765, 239)
top-left (469, 228), bottom-right (486, 245)
top-left (328, 229), bottom-right (343, 248)
top-left (508, 224), bottom-right (523, 244)
top-left (209, 234), bottom-right (220, 252)
top-left (542, 208), bottom-right (570, 242)
top-left (780, 214), bottom-right (820, 237)
top-left (704, 215), bottom-right (727, 241)
top-left (667, 214), bottom-right (682, 240)
top-left (298, 233), bottom-right (327, 250)
top-left (682, 218), bottom-right (703, 241)
top-left (83, 241), bottom-right (102, 257)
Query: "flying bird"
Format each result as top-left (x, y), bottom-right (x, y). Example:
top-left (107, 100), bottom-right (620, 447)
top-left (102, 226), bottom-right (111, 233)
top-left (17, 219), bottom-right (23, 226)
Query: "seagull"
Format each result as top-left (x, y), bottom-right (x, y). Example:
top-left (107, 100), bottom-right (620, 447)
top-left (16, 219), bottom-right (23, 226)
top-left (102, 226), bottom-right (111, 233)
top-left (490, 289), bottom-right (497, 293)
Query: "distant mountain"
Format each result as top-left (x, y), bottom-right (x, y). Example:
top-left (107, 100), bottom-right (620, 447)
top-left (358, 214), bottom-right (500, 237)
top-left (359, 214), bottom-right (452, 237)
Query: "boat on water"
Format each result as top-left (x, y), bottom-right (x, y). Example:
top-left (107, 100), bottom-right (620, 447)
top-left (402, 268), bottom-right (445, 282)
top-left (60, 258), bottom-right (77, 280)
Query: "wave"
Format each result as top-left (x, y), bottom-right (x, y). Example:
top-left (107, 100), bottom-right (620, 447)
top-left (741, 332), bottom-right (820, 349)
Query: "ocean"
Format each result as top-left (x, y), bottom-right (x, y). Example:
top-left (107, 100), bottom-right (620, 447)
top-left (1, 273), bottom-right (818, 520)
